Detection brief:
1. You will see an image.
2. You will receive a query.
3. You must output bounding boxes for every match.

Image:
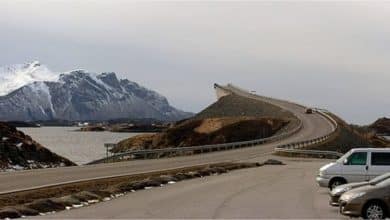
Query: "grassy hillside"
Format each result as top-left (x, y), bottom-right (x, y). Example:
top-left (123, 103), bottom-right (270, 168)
top-left (369, 117), bottom-right (390, 134)
top-left (307, 113), bottom-right (389, 153)
top-left (113, 117), bottom-right (288, 153)
top-left (113, 94), bottom-right (298, 153)
top-left (194, 94), bottom-right (295, 120)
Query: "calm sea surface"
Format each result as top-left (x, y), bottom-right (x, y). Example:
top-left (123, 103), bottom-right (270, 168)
top-left (19, 127), bottom-right (139, 165)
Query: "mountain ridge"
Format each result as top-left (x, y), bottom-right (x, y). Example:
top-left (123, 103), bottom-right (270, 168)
top-left (0, 62), bottom-right (192, 121)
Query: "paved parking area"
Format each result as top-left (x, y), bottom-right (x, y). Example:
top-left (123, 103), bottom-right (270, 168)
top-left (41, 157), bottom-right (349, 219)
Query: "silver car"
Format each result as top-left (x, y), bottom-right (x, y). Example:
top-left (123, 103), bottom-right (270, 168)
top-left (330, 173), bottom-right (390, 206)
top-left (340, 177), bottom-right (390, 219)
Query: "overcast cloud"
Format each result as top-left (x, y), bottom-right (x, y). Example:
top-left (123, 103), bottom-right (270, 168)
top-left (0, 1), bottom-right (389, 124)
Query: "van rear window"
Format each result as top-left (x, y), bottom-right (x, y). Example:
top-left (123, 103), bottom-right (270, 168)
top-left (371, 153), bottom-right (390, 166)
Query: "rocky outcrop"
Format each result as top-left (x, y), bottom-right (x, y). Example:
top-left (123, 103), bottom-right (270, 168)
top-left (0, 122), bottom-right (75, 171)
top-left (79, 126), bottom-right (106, 132)
top-left (369, 117), bottom-right (390, 135)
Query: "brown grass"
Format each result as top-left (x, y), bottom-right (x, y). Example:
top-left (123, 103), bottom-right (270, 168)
top-left (113, 116), bottom-right (288, 153)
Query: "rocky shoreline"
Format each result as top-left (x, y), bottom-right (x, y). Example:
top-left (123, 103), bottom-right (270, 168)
top-left (0, 122), bottom-right (75, 171)
top-left (77, 123), bottom-right (168, 133)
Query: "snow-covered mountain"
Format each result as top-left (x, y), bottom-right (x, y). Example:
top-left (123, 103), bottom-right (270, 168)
top-left (0, 61), bottom-right (59, 96)
top-left (0, 62), bottom-right (192, 121)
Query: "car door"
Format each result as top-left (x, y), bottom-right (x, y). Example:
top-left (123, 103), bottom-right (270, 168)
top-left (368, 152), bottom-right (390, 180)
top-left (342, 151), bottom-right (369, 182)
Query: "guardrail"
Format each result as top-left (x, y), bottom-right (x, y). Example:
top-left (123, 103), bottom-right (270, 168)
top-left (274, 148), bottom-right (343, 159)
top-left (88, 84), bottom-right (340, 164)
top-left (223, 84), bottom-right (341, 158)
top-left (88, 85), bottom-right (306, 164)
top-left (225, 84), bottom-right (309, 110)
top-left (274, 106), bottom-right (340, 158)
top-left (87, 119), bottom-right (303, 164)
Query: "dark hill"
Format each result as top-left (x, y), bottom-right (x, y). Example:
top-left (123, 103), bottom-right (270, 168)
top-left (194, 94), bottom-right (295, 120)
top-left (113, 93), bottom-right (297, 154)
top-left (369, 117), bottom-right (390, 135)
top-left (307, 114), bottom-right (389, 153)
top-left (0, 122), bottom-right (75, 171)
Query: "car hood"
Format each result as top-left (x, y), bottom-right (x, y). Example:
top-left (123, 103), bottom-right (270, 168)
top-left (320, 162), bottom-right (335, 172)
top-left (341, 182), bottom-right (369, 189)
top-left (341, 184), bottom-right (376, 199)
top-left (332, 182), bottom-right (369, 196)
top-left (319, 162), bottom-right (341, 175)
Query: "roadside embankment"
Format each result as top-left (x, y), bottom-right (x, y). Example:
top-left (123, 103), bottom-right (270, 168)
top-left (306, 113), bottom-right (389, 153)
top-left (0, 160), bottom-right (283, 219)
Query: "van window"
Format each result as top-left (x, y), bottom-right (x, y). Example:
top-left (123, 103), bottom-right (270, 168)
top-left (346, 152), bottom-right (367, 165)
top-left (371, 153), bottom-right (390, 166)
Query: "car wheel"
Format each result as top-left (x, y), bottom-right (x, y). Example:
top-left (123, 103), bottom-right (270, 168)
top-left (364, 202), bottom-right (386, 220)
top-left (329, 178), bottom-right (346, 190)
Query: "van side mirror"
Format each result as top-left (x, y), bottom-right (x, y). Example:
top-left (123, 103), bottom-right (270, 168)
top-left (343, 159), bottom-right (348, 165)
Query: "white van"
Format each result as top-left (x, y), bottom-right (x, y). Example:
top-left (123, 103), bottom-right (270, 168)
top-left (316, 148), bottom-right (390, 189)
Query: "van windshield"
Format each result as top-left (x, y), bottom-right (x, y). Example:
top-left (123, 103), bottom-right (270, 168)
top-left (336, 150), bottom-right (352, 163)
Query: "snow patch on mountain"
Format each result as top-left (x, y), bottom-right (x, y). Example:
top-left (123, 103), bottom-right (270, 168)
top-left (0, 61), bottom-right (59, 96)
top-left (28, 82), bottom-right (56, 116)
top-left (0, 62), bottom-right (193, 121)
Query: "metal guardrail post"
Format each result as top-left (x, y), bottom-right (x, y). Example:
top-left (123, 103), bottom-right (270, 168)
top-left (104, 143), bottom-right (116, 163)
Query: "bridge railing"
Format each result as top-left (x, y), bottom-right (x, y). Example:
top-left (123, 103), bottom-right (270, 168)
top-left (88, 84), bottom-right (340, 164)
top-left (88, 85), bottom-right (310, 164)
top-left (223, 84), bottom-right (341, 158)
top-left (273, 109), bottom-right (340, 158)
top-left (87, 119), bottom-right (303, 164)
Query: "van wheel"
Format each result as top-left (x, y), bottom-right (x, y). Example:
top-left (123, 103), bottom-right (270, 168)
top-left (363, 202), bottom-right (387, 220)
top-left (329, 178), bottom-right (346, 190)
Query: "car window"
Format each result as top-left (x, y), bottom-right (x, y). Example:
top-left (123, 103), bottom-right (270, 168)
top-left (371, 153), bottom-right (390, 166)
top-left (346, 152), bottom-right (367, 165)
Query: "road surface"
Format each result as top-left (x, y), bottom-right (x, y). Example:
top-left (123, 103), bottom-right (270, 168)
top-left (0, 93), bottom-right (334, 194)
top-left (40, 156), bottom-right (347, 219)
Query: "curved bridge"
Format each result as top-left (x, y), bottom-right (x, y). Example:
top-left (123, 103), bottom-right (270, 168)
top-left (0, 84), bottom-right (336, 194)
top-left (218, 84), bottom-right (338, 155)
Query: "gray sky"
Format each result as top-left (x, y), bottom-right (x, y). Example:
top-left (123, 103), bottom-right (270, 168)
top-left (0, 1), bottom-right (389, 125)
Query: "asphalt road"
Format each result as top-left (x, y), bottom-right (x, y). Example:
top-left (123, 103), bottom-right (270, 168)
top-left (0, 94), bottom-right (334, 194)
top-left (40, 157), bottom-right (347, 219)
